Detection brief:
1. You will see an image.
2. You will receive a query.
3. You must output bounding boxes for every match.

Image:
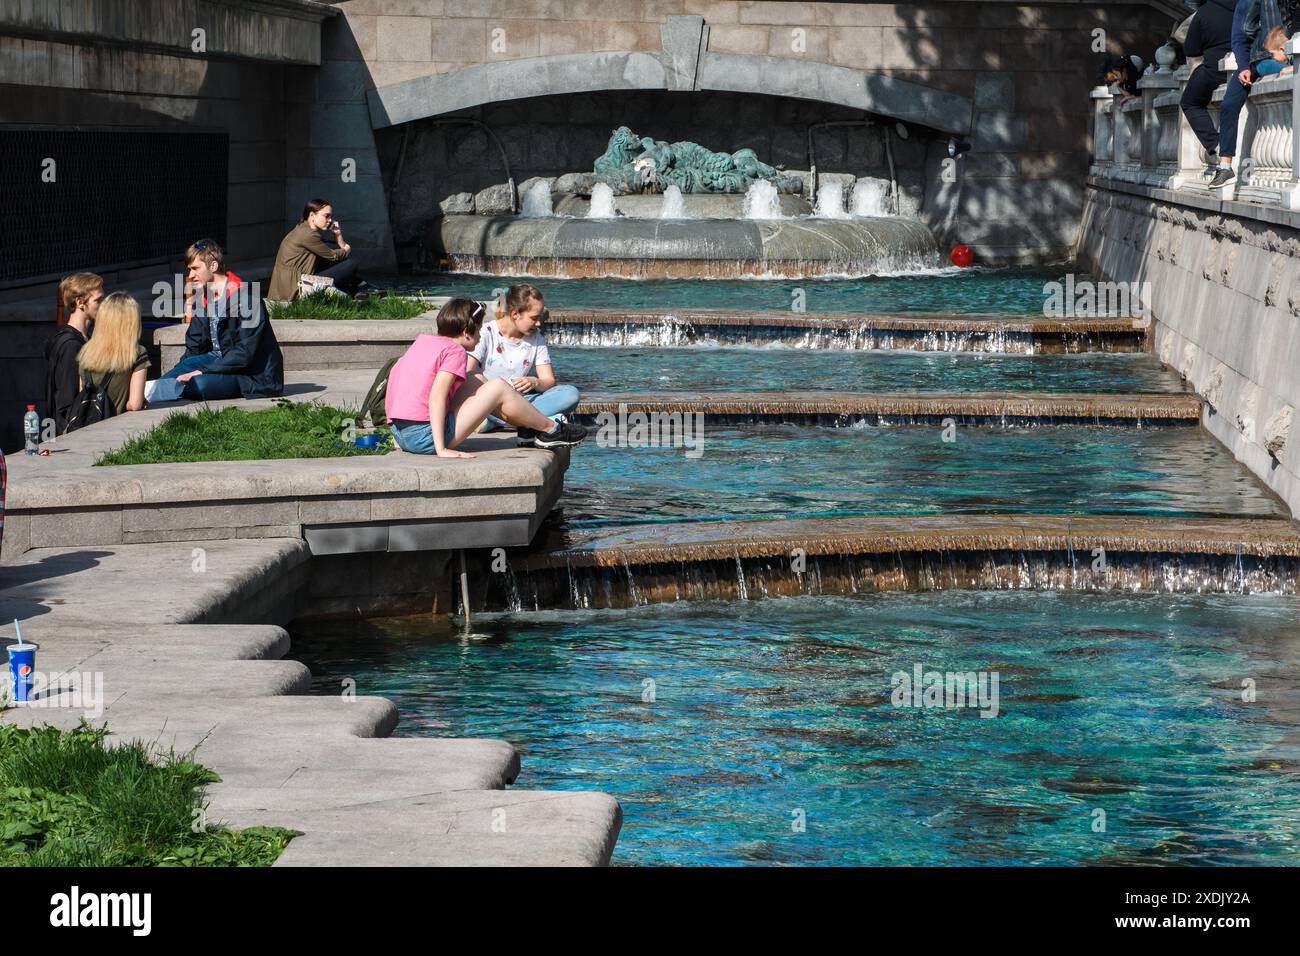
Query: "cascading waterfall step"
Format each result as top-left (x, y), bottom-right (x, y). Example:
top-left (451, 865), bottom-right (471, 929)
top-left (539, 515), bottom-right (1300, 565)
top-left (543, 307), bottom-right (1147, 353)
top-left (564, 348), bottom-right (1185, 395)
top-left (473, 515), bottom-right (1300, 609)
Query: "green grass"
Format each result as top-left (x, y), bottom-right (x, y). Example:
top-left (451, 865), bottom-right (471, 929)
top-left (95, 400), bottom-right (392, 466)
top-left (0, 723), bottom-right (296, 866)
top-left (268, 290), bottom-right (430, 321)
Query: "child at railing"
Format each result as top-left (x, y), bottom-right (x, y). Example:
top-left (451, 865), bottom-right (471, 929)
top-left (1097, 53), bottom-right (1145, 104)
top-left (1256, 26), bottom-right (1294, 75)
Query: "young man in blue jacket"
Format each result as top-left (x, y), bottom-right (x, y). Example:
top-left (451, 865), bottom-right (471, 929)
top-left (159, 240), bottom-right (284, 400)
top-left (1208, 0), bottom-right (1284, 189)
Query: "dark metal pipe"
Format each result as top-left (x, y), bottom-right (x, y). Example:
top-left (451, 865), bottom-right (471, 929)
top-left (398, 116), bottom-right (517, 214)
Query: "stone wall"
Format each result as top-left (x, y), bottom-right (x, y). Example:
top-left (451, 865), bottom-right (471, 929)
top-left (1078, 183), bottom-right (1300, 518)
top-left (0, 0), bottom-right (336, 451)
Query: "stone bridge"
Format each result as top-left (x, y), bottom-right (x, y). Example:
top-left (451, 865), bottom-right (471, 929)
top-left (310, 0), bottom-right (1183, 266)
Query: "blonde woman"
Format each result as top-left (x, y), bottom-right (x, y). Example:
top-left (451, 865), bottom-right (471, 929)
top-left (76, 292), bottom-right (149, 417)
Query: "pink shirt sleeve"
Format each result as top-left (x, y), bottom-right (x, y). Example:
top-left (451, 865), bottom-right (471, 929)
top-left (436, 342), bottom-right (468, 396)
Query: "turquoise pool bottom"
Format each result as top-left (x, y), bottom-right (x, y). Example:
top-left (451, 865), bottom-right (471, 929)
top-left (380, 268), bottom-right (1071, 315)
top-left (291, 591), bottom-right (1300, 866)
top-left (559, 424), bottom-right (1284, 528)
top-left (559, 349), bottom-right (1184, 394)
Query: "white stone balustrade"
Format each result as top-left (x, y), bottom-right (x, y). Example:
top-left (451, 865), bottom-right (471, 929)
top-left (1089, 40), bottom-right (1300, 211)
top-left (1090, 86), bottom-right (1114, 176)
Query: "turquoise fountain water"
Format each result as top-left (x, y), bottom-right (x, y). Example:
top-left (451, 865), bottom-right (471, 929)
top-left (381, 268), bottom-right (1059, 313)
top-left (557, 425), bottom-right (1284, 529)
top-left (291, 267), bottom-right (1300, 866)
top-left (291, 591), bottom-right (1300, 866)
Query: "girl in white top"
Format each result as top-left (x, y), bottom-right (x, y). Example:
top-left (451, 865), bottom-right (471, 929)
top-left (467, 284), bottom-right (580, 424)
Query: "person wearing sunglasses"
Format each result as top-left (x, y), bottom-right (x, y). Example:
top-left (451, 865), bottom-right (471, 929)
top-left (267, 198), bottom-right (361, 301)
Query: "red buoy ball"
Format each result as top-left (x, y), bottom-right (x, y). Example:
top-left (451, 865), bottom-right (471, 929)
top-left (950, 244), bottom-right (974, 267)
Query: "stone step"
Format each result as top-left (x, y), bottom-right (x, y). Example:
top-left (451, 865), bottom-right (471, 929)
top-left (26, 658), bottom-right (312, 703)
top-left (199, 735), bottom-right (520, 796)
top-left (537, 514), bottom-right (1300, 567)
top-left (220, 791), bottom-right (622, 866)
top-left (549, 306), bottom-right (1142, 334)
top-left (2, 695), bottom-right (399, 754)
top-left (574, 389), bottom-right (1201, 424)
top-left (19, 624), bottom-right (292, 661)
top-left (270, 827), bottom-right (618, 867)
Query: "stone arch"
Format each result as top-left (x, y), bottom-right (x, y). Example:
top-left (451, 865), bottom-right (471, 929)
top-left (366, 50), bottom-right (973, 136)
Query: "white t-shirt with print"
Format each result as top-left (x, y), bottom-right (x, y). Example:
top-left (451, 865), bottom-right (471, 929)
top-left (471, 319), bottom-right (551, 382)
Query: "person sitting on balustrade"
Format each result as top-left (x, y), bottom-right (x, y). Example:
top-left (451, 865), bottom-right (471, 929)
top-left (1207, 0), bottom-right (1287, 190)
top-left (1182, 0), bottom-right (1238, 176)
top-left (1256, 25), bottom-right (1295, 74)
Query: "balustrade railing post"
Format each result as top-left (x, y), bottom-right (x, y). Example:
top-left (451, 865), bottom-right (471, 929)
top-left (1090, 85), bottom-right (1115, 175)
top-left (1169, 64), bottom-right (1207, 188)
top-left (1233, 46), bottom-right (1298, 208)
top-left (1140, 70), bottom-right (1180, 185)
top-left (1292, 36), bottom-right (1300, 186)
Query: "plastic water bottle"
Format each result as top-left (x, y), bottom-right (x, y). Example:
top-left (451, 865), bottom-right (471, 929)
top-left (23, 404), bottom-right (40, 455)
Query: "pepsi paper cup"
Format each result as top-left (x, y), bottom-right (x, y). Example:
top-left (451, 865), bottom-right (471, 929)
top-left (7, 642), bottom-right (38, 703)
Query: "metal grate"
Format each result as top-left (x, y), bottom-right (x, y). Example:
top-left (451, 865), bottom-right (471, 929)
top-left (0, 129), bottom-right (228, 285)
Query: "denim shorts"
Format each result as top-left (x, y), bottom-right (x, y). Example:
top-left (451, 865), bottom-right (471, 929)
top-left (391, 416), bottom-right (457, 454)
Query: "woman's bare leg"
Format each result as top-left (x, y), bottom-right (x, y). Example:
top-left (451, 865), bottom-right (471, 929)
top-left (448, 377), bottom-right (553, 446)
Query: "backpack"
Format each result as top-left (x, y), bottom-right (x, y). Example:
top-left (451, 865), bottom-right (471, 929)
top-left (361, 357), bottom-right (399, 427)
top-left (64, 370), bottom-right (116, 433)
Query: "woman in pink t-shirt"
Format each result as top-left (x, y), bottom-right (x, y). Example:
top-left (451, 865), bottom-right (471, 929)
top-left (384, 299), bottom-right (587, 458)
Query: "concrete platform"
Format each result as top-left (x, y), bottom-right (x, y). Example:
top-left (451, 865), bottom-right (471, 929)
top-left (1, 369), bottom-right (569, 561)
top-left (574, 390), bottom-right (1201, 425)
top-left (0, 537), bottom-right (622, 865)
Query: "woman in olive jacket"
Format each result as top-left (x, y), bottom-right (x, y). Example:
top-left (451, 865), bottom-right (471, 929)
top-left (267, 198), bottom-right (359, 301)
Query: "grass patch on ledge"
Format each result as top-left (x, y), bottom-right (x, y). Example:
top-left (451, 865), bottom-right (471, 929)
top-left (0, 722), bottom-right (297, 867)
top-left (268, 290), bottom-right (430, 321)
top-left (95, 400), bottom-right (392, 466)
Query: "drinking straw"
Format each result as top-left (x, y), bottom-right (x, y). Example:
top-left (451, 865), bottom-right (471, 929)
top-left (12, 619), bottom-right (23, 647)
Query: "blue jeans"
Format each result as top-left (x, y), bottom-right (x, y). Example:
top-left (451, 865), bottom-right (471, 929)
top-left (392, 416), bottom-right (458, 454)
top-left (488, 383), bottom-right (580, 428)
top-left (1218, 68), bottom-right (1258, 159)
top-left (162, 353), bottom-right (242, 401)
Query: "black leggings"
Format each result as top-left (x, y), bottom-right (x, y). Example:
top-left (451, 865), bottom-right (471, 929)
top-left (316, 257), bottom-right (360, 295)
top-left (1180, 64), bottom-right (1227, 155)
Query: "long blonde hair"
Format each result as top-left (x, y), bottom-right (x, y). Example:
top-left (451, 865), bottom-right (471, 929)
top-left (78, 292), bottom-right (141, 374)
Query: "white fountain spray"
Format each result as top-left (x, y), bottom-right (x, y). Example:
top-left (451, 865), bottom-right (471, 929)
top-left (742, 179), bottom-right (782, 219)
top-left (587, 182), bottom-right (617, 218)
top-left (850, 179), bottom-right (890, 217)
top-left (813, 181), bottom-right (850, 218)
top-left (520, 180), bottom-right (553, 217)
top-left (660, 184), bottom-right (687, 219)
